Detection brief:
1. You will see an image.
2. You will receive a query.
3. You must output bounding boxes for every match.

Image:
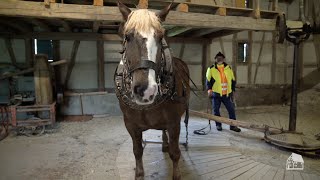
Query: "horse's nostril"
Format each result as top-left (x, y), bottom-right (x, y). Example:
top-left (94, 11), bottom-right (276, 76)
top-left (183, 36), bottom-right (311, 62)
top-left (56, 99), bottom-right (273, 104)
top-left (149, 95), bottom-right (154, 101)
top-left (143, 99), bottom-right (149, 103)
top-left (134, 85), bottom-right (147, 97)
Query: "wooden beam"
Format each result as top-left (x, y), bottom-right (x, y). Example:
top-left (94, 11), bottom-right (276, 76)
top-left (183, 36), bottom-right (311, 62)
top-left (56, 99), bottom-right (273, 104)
top-left (232, 33), bottom-right (238, 78)
top-left (97, 40), bottom-right (105, 91)
top-left (206, 29), bottom-right (242, 39)
top-left (4, 38), bottom-right (17, 67)
top-left (272, 0), bottom-right (278, 11)
top-left (138, 0), bottom-right (148, 9)
top-left (189, 28), bottom-right (223, 37)
top-left (271, 32), bottom-right (276, 84)
top-left (93, 21), bottom-right (101, 33)
top-left (57, 19), bottom-right (71, 32)
top-left (252, 0), bottom-right (260, 19)
top-left (0, 19), bottom-right (31, 33)
top-left (166, 27), bottom-right (193, 37)
top-left (216, 7), bottom-right (226, 16)
top-left (27, 18), bottom-right (51, 32)
top-left (179, 43), bottom-right (185, 59)
top-left (0, 32), bottom-right (211, 43)
top-left (64, 40), bottom-right (80, 89)
top-left (25, 38), bottom-right (34, 67)
top-left (253, 32), bottom-right (265, 84)
top-left (93, 0), bottom-right (103, 6)
top-left (248, 31), bottom-right (253, 84)
top-left (176, 3), bottom-right (188, 12)
top-left (0, 1), bottom-right (277, 31)
top-left (202, 43), bottom-right (208, 90)
top-left (218, 37), bottom-right (225, 55)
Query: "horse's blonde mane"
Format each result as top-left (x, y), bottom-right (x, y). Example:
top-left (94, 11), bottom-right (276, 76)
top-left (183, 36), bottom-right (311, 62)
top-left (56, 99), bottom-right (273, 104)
top-left (124, 9), bottom-right (164, 35)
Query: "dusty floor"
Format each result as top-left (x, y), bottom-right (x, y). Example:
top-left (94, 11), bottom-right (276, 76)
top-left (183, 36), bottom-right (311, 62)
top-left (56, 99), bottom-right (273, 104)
top-left (0, 88), bottom-right (319, 179)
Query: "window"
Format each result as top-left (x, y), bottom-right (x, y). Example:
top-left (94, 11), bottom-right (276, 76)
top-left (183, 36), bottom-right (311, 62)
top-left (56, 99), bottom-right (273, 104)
top-left (34, 39), bottom-right (53, 62)
top-left (245, 0), bottom-right (250, 8)
top-left (237, 42), bottom-right (249, 63)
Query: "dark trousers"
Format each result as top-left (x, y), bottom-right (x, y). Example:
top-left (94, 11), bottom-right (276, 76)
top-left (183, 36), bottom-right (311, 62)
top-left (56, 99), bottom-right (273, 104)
top-left (211, 93), bottom-right (236, 127)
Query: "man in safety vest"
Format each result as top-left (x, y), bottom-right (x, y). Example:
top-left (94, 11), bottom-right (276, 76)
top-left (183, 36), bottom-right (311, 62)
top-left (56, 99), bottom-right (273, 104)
top-left (206, 52), bottom-right (241, 132)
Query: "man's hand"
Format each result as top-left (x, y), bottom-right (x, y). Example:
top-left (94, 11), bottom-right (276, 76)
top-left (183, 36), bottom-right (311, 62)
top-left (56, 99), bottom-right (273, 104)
top-left (207, 89), bottom-right (213, 98)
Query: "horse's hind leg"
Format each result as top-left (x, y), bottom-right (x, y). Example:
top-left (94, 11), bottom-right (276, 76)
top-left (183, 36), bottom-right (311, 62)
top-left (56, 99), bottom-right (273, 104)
top-left (127, 128), bottom-right (144, 180)
top-left (162, 130), bottom-right (169, 152)
top-left (168, 125), bottom-right (181, 180)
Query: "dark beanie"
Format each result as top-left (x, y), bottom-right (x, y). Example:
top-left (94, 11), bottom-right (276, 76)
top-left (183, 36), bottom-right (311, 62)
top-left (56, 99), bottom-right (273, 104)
top-left (215, 52), bottom-right (225, 59)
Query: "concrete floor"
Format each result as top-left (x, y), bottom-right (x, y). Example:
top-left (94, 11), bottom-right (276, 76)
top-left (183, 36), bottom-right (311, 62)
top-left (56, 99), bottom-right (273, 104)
top-left (0, 88), bottom-right (320, 179)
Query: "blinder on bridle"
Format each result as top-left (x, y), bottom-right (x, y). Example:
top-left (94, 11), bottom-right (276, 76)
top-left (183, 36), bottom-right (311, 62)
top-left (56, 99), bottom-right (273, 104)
top-left (114, 37), bottom-right (175, 110)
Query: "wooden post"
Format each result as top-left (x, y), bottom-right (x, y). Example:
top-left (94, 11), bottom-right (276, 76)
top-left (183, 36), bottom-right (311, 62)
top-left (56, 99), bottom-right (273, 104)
top-left (253, 32), bottom-right (265, 84)
top-left (252, 0), bottom-right (260, 18)
top-left (271, 32), bottom-right (277, 84)
top-left (93, 0), bottom-right (103, 6)
top-left (4, 39), bottom-right (17, 67)
top-left (179, 43), bottom-right (185, 59)
top-left (64, 40), bottom-right (80, 89)
top-left (138, 0), bottom-right (148, 9)
top-left (25, 38), bottom-right (34, 67)
top-left (232, 34), bottom-right (238, 78)
top-left (97, 40), bottom-right (105, 91)
top-left (272, 0), bottom-right (278, 11)
top-left (219, 38), bottom-right (225, 55)
top-left (248, 31), bottom-right (253, 84)
top-left (284, 41), bottom-right (288, 84)
top-left (34, 54), bottom-right (53, 105)
top-left (202, 43), bottom-right (208, 90)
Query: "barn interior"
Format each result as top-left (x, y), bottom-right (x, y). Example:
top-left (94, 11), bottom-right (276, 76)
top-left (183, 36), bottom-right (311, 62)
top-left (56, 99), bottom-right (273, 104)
top-left (0, 0), bottom-right (320, 179)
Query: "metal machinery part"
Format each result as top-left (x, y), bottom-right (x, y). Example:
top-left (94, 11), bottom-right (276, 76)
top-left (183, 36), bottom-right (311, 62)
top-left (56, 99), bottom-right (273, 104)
top-left (265, 23), bottom-right (320, 156)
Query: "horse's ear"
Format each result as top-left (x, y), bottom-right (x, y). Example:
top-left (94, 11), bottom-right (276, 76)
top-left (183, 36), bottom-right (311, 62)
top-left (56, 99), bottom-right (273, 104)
top-left (157, 2), bottom-right (173, 22)
top-left (118, 1), bottom-right (131, 21)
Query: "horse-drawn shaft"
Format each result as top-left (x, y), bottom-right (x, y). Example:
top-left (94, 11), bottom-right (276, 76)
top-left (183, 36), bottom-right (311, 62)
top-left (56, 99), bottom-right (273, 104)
top-left (189, 110), bottom-right (283, 134)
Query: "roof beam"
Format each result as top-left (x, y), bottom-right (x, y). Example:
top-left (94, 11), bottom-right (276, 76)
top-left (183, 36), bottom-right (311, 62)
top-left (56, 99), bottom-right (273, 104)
top-left (0, 1), bottom-right (276, 31)
top-left (205, 29), bottom-right (242, 39)
top-left (0, 32), bottom-right (211, 43)
top-left (188, 28), bottom-right (223, 37)
top-left (166, 26), bottom-right (193, 37)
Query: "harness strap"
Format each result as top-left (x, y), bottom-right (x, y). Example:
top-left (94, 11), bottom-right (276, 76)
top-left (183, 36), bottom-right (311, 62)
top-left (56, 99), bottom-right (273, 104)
top-left (129, 60), bottom-right (157, 73)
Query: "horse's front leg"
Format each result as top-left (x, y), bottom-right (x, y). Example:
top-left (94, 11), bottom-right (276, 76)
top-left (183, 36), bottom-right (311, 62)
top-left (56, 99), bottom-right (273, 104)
top-left (162, 130), bottom-right (169, 152)
top-left (127, 128), bottom-right (144, 180)
top-left (168, 124), bottom-right (181, 180)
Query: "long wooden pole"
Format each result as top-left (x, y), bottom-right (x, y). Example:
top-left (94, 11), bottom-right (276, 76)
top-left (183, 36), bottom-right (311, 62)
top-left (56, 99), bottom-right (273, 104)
top-left (189, 110), bottom-right (282, 134)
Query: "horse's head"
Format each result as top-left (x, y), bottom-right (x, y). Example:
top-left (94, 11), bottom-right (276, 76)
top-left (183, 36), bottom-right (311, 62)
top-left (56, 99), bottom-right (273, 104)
top-left (118, 1), bottom-right (172, 105)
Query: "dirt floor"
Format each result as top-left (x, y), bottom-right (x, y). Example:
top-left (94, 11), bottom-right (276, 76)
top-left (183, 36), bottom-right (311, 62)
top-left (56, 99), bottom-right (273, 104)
top-left (0, 88), bottom-right (319, 179)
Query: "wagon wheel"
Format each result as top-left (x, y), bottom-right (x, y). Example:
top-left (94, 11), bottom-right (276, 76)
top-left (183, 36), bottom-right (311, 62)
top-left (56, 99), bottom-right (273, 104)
top-left (17, 125), bottom-right (45, 137)
top-left (275, 13), bottom-right (286, 44)
top-left (17, 117), bottom-right (45, 136)
top-left (0, 124), bottom-right (9, 141)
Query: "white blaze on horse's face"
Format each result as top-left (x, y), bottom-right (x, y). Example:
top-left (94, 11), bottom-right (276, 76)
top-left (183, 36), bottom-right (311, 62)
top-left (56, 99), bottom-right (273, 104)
top-left (135, 29), bottom-right (159, 105)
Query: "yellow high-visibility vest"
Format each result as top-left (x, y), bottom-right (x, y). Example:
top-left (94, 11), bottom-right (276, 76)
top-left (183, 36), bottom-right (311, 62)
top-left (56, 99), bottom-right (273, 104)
top-left (206, 63), bottom-right (236, 96)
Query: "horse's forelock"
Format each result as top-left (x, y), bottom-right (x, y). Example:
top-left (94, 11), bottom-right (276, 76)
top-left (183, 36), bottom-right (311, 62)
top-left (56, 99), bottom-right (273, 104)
top-left (123, 9), bottom-right (164, 36)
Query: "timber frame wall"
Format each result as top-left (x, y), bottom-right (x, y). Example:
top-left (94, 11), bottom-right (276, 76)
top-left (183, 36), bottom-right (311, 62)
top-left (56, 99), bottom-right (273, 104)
top-left (0, 0), bottom-right (303, 92)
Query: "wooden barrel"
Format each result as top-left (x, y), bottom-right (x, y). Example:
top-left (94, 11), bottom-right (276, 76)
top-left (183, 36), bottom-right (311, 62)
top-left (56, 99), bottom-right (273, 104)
top-left (34, 54), bottom-right (53, 105)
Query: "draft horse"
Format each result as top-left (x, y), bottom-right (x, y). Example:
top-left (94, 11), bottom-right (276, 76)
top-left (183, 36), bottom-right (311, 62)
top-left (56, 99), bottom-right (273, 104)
top-left (114, 2), bottom-right (190, 180)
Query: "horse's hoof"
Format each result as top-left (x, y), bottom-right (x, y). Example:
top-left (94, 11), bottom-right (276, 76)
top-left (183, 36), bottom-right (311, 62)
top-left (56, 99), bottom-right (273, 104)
top-left (135, 175), bottom-right (144, 180)
top-left (173, 175), bottom-right (181, 180)
top-left (162, 146), bottom-right (169, 152)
